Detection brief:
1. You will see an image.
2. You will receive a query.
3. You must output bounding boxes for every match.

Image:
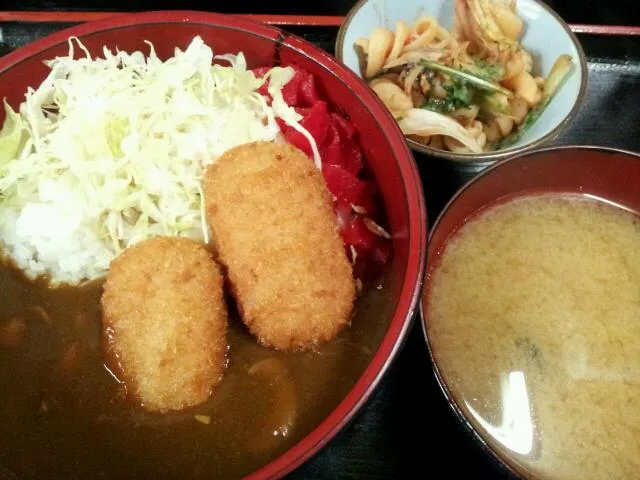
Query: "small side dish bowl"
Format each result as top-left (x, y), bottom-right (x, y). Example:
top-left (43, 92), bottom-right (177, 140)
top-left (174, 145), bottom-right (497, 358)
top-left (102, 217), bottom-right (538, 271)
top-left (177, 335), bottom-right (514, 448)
top-left (0, 10), bottom-right (427, 480)
top-left (421, 146), bottom-right (640, 479)
top-left (336, 0), bottom-right (588, 166)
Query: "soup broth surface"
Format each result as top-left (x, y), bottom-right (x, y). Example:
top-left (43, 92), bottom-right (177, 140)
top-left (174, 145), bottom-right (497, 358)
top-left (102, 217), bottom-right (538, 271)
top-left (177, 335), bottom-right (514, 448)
top-left (428, 194), bottom-right (640, 479)
top-left (0, 265), bottom-right (392, 479)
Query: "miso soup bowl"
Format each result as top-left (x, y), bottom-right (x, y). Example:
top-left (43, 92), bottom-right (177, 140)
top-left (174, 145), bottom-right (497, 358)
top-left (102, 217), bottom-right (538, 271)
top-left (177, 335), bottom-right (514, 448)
top-left (336, 0), bottom-right (588, 169)
top-left (0, 11), bottom-right (427, 480)
top-left (420, 146), bottom-right (640, 478)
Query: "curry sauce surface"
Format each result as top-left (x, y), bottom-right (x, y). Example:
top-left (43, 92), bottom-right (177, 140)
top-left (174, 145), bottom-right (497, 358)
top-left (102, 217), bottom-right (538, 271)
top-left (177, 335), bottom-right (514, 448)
top-left (0, 265), bottom-right (391, 479)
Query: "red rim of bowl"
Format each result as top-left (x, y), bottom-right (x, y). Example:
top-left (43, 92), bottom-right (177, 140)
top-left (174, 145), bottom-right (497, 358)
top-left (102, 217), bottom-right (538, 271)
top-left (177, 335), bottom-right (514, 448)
top-left (0, 10), bottom-right (428, 480)
top-left (419, 144), bottom-right (640, 478)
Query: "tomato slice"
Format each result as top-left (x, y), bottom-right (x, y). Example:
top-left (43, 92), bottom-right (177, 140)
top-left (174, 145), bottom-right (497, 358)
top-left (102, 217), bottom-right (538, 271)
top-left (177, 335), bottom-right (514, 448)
top-left (322, 164), bottom-right (376, 214)
top-left (340, 215), bottom-right (378, 250)
top-left (331, 112), bottom-right (356, 140)
top-left (320, 118), bottom-right (363, 176)
top-left (321, 121), bottom-right (342, 166)
top-left (333, 200), bottom-right (354, 233)
top-left (298, 70), bottom-right (322, 107)
top-left (338, 135), bottom-right (364, 177)
top-left (281, 69), bottom-right (304, 106)
top-left (251, 66), bottom-right (270, 78)
top-left (283, 101), bottom-right (330, 158)
top-left (322, 164), bottom-right (364, 202)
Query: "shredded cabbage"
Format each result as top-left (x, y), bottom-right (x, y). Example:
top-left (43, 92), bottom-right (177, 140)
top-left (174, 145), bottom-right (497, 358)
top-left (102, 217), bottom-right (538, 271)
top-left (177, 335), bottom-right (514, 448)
top-left (0, 100), bottom-right (25, 166)
top-left (0, 35), bottom-right (320, 285)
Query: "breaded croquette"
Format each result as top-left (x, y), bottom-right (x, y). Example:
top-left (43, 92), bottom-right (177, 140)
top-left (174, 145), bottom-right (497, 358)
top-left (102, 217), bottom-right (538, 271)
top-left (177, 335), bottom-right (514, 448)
top-left (202, 141), bottom-right (356, 350)
top-left (101, 236), bottom-right (228, 413)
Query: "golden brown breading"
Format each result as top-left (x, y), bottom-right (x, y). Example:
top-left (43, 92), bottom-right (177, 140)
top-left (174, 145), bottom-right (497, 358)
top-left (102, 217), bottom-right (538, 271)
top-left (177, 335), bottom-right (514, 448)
top-left (101, 236), bottom-right (228, 413)
top-left (202, 141), bottom-right (356, 350)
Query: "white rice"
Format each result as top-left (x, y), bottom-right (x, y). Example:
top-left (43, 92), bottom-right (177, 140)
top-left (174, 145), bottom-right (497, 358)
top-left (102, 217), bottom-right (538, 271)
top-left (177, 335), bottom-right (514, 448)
top-left (0, 36), bottom-right (318, 287)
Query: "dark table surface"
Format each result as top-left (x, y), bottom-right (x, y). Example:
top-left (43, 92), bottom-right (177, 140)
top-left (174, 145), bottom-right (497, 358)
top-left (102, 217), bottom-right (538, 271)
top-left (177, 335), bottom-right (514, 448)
top-left (1, 0), bottom-right (639, 26)
top-left (1, 1), bottom-right (639, 479)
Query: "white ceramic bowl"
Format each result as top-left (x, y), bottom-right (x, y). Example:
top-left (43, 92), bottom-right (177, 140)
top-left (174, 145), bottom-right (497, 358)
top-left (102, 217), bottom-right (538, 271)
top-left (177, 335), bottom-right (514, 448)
top-left (336, 0), bottom-right (588, 165)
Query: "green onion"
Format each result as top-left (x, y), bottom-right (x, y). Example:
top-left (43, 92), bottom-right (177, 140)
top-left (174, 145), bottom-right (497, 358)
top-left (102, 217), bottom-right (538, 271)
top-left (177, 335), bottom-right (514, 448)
top-left (419, 59), bottom-right (513, 97)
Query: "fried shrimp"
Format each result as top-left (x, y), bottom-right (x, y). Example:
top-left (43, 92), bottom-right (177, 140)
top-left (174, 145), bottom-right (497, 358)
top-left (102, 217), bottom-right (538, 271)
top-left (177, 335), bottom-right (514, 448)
top-left (203, 141), bottom-right (356, 350)
top-left (101, 236), bottom-right (228, 412)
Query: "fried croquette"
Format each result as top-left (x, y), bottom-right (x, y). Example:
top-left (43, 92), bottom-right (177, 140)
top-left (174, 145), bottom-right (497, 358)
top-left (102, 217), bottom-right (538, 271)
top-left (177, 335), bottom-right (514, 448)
top-left (101, 236), bottom-right (228, 413)
top-left (202, 141), bottom-right (356, 350)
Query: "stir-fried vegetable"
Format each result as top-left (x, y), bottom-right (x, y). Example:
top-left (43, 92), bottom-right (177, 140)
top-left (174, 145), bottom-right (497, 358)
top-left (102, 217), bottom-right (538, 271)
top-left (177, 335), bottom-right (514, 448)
top-left (357, 0), bottom-right (576, 154)
top-left (398, 108), bottom-right (483, 153)
top-left (456, 0), bottom-right (523, 59)
top-left (464, 58), bottom-right (505, 82)
top-left (419, 59), bottom-right (513, 97)
top-left (500, 54), bottom-right (574, 148)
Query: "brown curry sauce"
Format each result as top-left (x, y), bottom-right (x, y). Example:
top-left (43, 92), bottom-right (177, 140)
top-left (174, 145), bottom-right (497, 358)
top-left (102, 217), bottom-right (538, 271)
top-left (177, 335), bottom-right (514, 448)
top-left (0, 266), bottom-right (391, 479)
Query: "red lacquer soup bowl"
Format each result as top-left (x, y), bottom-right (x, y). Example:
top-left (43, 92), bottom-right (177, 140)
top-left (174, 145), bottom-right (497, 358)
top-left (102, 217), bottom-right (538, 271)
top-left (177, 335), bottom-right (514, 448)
top-left (0, 10), bottom-right (426, 480)
top-left (421, 146), bottom-right (640, 479)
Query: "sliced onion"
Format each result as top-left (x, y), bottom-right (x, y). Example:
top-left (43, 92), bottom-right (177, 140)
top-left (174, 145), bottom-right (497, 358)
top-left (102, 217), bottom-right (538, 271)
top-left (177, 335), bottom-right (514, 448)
top-left (398, 108), bottom-right (483, 154)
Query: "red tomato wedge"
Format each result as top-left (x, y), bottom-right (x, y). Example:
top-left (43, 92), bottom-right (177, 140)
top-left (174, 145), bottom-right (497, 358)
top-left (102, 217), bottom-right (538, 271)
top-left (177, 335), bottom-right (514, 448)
top-left (282, 101), bottom-right (330, 158)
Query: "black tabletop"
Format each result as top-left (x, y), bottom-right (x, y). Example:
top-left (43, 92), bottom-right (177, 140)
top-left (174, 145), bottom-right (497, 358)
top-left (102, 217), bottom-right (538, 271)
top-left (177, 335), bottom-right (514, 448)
top-left (1, 2), bottom-right (639, 479)
top-left (1, 0), bottom-right (639, 26)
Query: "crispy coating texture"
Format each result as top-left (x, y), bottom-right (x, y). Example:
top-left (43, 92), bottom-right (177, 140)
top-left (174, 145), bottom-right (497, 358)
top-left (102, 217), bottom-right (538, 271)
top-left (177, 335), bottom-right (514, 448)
top-left (101, 236), bottom-right (228, 413)
top-left (202, 141), bottom-right (356, 350)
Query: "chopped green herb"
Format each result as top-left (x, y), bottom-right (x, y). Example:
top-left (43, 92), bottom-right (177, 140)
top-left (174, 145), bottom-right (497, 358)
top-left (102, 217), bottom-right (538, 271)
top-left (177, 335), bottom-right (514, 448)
top-left (447, 81), bottom-right (473, 107)
top-left (463, 58), bottom-right (504, 82)
top-left (421, 80), bottom-right (474, 114)
top-left (418, 59), bottom-right (512, 97)
top-left (423, 98), bottom-right (455, 114)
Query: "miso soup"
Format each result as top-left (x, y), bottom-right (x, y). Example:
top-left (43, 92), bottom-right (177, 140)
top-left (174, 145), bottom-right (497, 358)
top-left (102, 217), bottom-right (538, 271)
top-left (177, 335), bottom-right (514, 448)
top-left (427, 194), bottom-right (640, 479)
